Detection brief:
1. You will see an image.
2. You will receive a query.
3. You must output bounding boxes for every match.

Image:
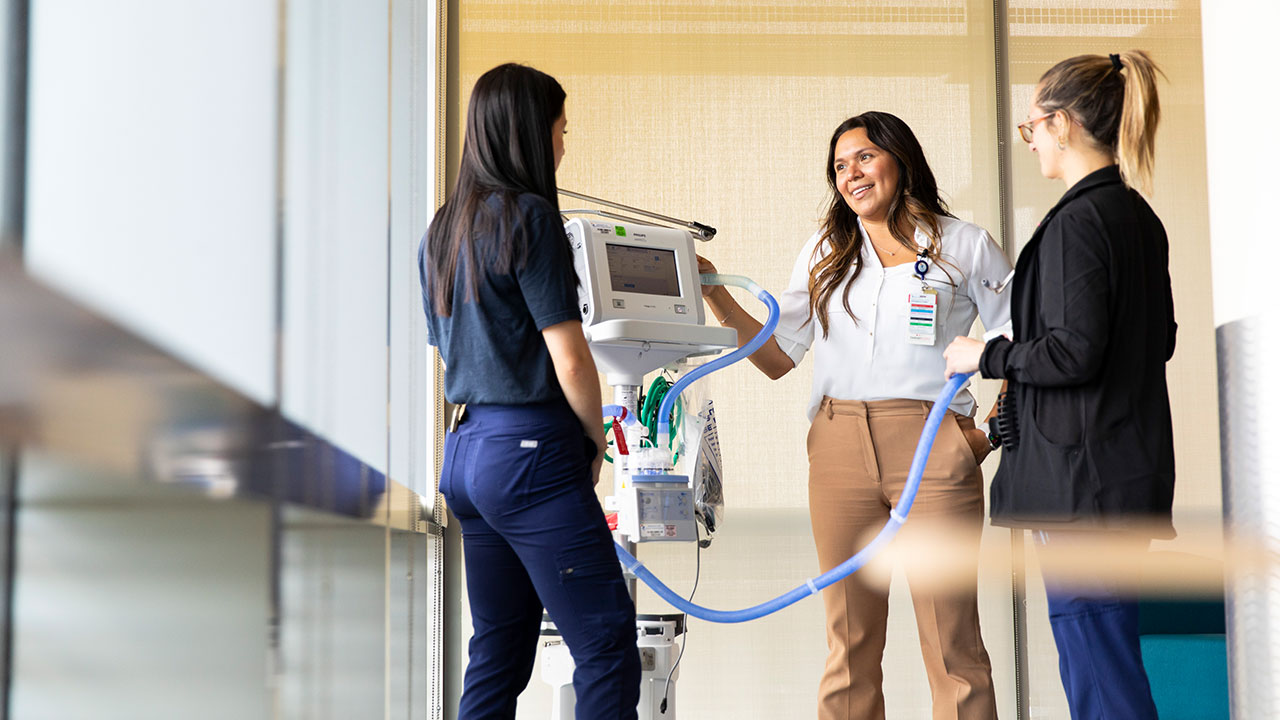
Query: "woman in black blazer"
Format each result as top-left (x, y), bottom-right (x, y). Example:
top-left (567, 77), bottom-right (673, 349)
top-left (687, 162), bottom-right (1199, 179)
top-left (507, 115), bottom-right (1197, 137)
top-left (944, 50), bottom-right (1172, 719)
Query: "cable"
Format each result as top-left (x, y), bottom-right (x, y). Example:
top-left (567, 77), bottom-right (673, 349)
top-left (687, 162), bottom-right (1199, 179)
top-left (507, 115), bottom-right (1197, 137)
top-left (659, 522), bottom-right (701, 714)
top-left (638, 376), bottom-right (666, 447)
top-left (639, 374), bottom-right (683, 450)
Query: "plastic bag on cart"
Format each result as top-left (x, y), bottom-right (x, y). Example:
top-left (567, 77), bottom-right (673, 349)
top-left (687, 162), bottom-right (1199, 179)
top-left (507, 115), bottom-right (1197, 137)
top-left (674, 395), bottom-right (724, 546)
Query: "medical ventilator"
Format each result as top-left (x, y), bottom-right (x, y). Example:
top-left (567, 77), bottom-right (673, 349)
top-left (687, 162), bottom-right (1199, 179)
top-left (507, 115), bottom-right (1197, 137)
top-left (540, 191), bottom-right (973, 719)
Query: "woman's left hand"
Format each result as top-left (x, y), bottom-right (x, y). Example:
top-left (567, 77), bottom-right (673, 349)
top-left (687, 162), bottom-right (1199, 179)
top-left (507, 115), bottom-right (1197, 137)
top-left (944, 336), bottom-right (985, 378)
top-left (696, 255), bottom-right (719, 297)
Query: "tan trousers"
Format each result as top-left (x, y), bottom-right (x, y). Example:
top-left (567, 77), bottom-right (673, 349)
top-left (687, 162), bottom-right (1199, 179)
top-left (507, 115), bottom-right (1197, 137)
top-left (808, 397), bottom-right (997, 720)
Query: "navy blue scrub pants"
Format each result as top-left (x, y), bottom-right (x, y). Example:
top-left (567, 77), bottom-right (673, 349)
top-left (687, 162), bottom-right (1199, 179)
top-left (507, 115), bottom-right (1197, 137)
top-left (440, 400), bottom-right (640, 720)
top-left (1037, 531), bottom-right (1158, 720)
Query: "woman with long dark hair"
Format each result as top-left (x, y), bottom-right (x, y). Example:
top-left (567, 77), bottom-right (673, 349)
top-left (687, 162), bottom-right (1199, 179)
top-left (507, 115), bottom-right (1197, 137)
top-left (420, 63), bottom-right (640, 720)
top-left (945, 50), bottom-right (1173, 720)
top-left (700, 111), bottom-right (1008, 719)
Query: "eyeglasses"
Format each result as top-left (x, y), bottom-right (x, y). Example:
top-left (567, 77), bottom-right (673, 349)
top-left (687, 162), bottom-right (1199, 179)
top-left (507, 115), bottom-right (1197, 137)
top-left (1017, 112), bottom-right (1054, 143)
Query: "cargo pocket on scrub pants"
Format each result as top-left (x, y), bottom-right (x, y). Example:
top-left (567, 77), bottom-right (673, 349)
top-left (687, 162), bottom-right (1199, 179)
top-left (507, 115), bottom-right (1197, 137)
top-left (554, 547), bottom-right (635, 652)
top-left (464, 434), bottom-right (543, 515)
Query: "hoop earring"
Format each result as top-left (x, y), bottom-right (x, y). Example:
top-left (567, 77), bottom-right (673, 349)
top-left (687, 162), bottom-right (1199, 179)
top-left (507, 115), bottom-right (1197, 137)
top-left (1056, 138), bottom-right (1066, 150)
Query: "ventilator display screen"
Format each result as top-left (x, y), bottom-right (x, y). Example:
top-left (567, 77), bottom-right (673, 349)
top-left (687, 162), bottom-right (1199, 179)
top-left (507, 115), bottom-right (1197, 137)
top-left (606, 243), bottom-right (681, 297)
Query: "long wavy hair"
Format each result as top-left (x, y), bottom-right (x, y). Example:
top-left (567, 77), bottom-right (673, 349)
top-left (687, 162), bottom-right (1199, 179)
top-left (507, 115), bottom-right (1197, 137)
top-left (426, 63), bottom-right (566, 316)
top-left (808, 111), bottom-right (954, 336)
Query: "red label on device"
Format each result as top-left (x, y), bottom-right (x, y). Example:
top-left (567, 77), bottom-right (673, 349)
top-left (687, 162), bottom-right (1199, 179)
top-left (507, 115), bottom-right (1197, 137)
top-left (611, 419), bottom-right (629, 455)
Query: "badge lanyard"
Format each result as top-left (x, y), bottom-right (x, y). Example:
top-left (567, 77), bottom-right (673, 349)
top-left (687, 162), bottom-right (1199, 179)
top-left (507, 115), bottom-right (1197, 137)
top-left (906, 250), bottom-right (938, 346)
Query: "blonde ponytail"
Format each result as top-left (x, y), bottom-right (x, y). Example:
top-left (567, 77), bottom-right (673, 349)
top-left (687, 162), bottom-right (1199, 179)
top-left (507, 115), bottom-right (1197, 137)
top-left (1115, 50), bottom-right (1162, 193)
top-left (1036, 50), bottom-right (1165, 193)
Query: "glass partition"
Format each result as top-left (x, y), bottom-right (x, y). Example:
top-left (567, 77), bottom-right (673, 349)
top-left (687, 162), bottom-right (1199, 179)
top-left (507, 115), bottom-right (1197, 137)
top-left (454, 1), bottom-right (1215, 717)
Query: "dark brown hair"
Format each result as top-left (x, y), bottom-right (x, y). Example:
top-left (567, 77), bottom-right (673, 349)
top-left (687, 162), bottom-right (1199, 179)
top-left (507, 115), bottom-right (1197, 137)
top-left (426, 64), bottom-right (566, 316)
top-left (809, 111), bottom-right (954, 336)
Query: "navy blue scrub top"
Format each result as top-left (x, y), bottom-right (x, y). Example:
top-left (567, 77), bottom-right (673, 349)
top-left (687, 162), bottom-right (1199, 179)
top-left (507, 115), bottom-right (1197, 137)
top-left (419, 193), bottom-right (581, 406)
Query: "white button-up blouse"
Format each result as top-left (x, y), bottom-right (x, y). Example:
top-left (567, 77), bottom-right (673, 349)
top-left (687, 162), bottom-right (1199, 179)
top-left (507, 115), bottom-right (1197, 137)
top-left (774, 215), bottom-right (1013, 421)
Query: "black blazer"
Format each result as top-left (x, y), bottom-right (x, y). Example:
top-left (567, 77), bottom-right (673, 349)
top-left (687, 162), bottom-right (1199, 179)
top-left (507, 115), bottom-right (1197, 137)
top-left (979, 165), bottom-right (1177, 537)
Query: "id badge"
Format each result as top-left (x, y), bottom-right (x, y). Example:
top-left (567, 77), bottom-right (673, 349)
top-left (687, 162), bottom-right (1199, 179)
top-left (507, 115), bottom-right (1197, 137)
top-left (906, 289), bottom-right (938, 345)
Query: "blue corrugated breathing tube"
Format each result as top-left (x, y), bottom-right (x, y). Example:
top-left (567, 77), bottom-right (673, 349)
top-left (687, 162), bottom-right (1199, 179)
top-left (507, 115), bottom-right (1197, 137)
top-left (614, 272), bottom-right (974, 623)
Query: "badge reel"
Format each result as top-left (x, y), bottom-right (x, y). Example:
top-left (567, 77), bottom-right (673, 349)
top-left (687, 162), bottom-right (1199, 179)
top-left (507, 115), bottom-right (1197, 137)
top-left (906, 251), bottom-right (937, 346)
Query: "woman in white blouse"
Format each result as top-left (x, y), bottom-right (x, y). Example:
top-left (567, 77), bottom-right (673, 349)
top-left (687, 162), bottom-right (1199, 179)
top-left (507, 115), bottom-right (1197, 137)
top-left (699, 111), bottom-right (1010, 720)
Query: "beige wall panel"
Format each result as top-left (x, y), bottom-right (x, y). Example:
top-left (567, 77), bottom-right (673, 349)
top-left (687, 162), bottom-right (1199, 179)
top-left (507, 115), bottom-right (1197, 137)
top-left (457, 2), bottom-right (1002, 511)
top-left (457, 3), bottom-right (1017, 719)
top-left (455, 1), bottom-right (1217, 718)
